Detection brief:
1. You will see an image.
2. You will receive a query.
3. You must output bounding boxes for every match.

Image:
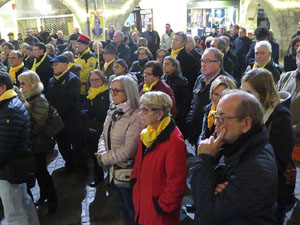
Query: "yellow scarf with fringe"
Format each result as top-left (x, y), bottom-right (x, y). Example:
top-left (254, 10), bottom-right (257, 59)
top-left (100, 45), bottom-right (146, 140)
top-left (140, 116), bottom-right (171, 148)
top-left (207, 103), bottom-right (216, 130)
top-left (253, 58), bottom-right (271, 69)
top-left (87, 84), bottom-right (108, 100)
top-left (171, 47), bottom-right (184, 58)
top-left (9, 63), bottom-right (24, 84)
top-left (143, 80), bottom-right (158, 93)
top-left (32, 53), bottom-right (47, 72)
top-left (0, 89), bottom-right (17, 101)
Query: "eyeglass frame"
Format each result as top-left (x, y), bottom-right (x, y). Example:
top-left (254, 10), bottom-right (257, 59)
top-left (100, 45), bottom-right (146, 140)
top-left (110, 88), bottom-right (125, 95)
top-left (212, 111), bottom-right (245, 124)
top-left (139, 106), bottom-right (162, 114)
top-left (201, 59), bottom-right (219, 64)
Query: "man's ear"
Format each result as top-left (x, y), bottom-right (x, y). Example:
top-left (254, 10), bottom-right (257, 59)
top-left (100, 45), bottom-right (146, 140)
top-left (242, 117), bottom-right (252, 133)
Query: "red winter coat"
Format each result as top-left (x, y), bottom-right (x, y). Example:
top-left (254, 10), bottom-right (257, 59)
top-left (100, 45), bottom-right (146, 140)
top-left (131, 120), bottom-right (187, 225)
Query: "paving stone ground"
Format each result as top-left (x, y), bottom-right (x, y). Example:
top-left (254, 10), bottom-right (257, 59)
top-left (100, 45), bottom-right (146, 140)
top-left (0, 141), bottom-right (298, 225)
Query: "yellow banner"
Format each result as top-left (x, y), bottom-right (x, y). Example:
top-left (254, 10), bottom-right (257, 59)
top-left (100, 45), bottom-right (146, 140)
top-left (90, 10), bottom-right (105, 41)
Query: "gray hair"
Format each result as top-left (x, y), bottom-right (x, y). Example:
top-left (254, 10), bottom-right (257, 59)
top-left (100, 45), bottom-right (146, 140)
top-left (174, 31), bottom-right (187, 43)
top-left (137, 37), bottom-right (148, 47)
top-left (115, 31), bottom-right (124, 39)
top-left (140, 91), bottom-right (172, 117)
top-left (112, 75), bottom-right (140, 109)
top-left (221, 89), bottom-right (264, 128)
top-left (255, 40), bottom-right (272, 53)
top-left (212, 37), bottom-right (227, 52)
top-left (163, 56), bottom-right (181, 74)
top-left (187, 34), bottom-right (195, 47)
top-left (203, 47), bottom-right (223, 67)
top-left (11, 50), bottom-right (23, 59)
top-left (220, 36), bottom-right (230, 49)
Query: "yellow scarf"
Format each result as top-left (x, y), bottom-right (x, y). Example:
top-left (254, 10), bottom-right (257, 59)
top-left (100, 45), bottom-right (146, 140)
top-left (207, 103), bottom-right (216, 130)
top-left (104, 58), bottom-right (115, 72)
top-left (171, 47), bottom-right (184, 58)
top-left (253, 58), bottom-right (271, 69)
top-left (140, 116), bottom-right (171, 148)
top-left (77, 48), bottom-right (90, 60)
top-left (9, 62), bottom-right (24, 84)
top-left (54, 67), bottom-right (69, 81)
top-left (32, 53), bottom-right (47, 72)
top-left (143, 80), bottom-right (159, 93)
top-left (67, 62), bottom-right (75, 70)
top-left (87, 84), bottom-right (108, 100)
top-left (0, 89), bottom-right (18, 101)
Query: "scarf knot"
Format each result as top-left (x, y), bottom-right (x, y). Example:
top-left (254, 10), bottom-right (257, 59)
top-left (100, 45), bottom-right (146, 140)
top-left (87, 84), bottom-right (108, 100)
top-left (143, 80), bottom-right (158, 93)
top-left (9, 63), bottom-right (24, 84)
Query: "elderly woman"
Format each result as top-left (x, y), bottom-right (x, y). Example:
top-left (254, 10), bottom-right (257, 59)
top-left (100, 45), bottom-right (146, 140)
top-left (139, 61), bottom-right (177, 117)
top-left (284, 36), bottom-right (300, 72)
top-left (199, 75), bottom-right (236, 143)
top-left (241, 68), bottom-right (294, 225)
top-left (131, 91), bottom-right (187, 225)
top-left (46, 43), bottom-right (56, 58)
top-left (108, 59), bottom-right (137, 87)
top-left (129, 46), bottom-right (150, 84)
top-left (161, 56), bottom-right (191, 137)
top-left (81, 69), bottom-right (109, 187)
top-left (18, 71), bottom-right (57, 214)
top-left (97, 75), bottom-right (144, 225)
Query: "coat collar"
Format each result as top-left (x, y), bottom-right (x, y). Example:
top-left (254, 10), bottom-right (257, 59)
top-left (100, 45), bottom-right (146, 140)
top-left (142, 118), bottom-right (176, 155)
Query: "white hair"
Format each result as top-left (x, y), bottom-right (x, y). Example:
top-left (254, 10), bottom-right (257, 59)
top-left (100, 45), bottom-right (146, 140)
top-left (255, 40), bottom-right (272, 53)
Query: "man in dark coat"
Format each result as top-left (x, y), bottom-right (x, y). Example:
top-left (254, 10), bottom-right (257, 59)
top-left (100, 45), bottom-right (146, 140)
top-left (0, 72), bottom-right (39, 225)
top-left (32, 43), bottom-right (53, 90)
top-left (190, 90), bottom-right (278, 225)
top-left (46, 55), bottom-right (81, 170)
top-left (8, 50), bottom-right (28, 86)
top-left (246, 27), bottom-right (279, 65)
top-left (112, 31), bottom-right (131, 66)
top-left (7, 32), bottom-right (18, 49)
top-left (231, 27), bottom-right (253, 77)
top-left (186, 34), bottom-right (202, 75)
top-left (142, 23), bottom-right (160, 59)
top-left (1, 42), bottom-right (14, 67)
top-left (102, 44), bottom-right (118, 78)
top-left (245, 41), bottom-right (282, 83)
top-left (169, 31), bottom-right (197, 89)
top-left (186, 48), bottom-right (235, 146)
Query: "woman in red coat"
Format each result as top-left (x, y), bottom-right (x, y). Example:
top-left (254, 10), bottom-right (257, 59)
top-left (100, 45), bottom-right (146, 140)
top-left (131, 91), bottom-right (187, 225)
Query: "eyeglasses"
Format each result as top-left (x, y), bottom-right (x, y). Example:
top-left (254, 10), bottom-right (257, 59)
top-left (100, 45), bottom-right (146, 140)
top-left (143, 72), bottom-right (153, 76)
top-left (139, 106), bottom-right (161, 113)
top-left (110, 88), bottom-right (124, 95)
top-left (201, 59), bottom-right (219, 64)
top-left (138, 52), bottom-right (147, 55)
top-left (212, 111), bottom-right (244, 124)
top-left (90, 78), bottom-right (101, 82)
top-left (163, 62), bottom-right (172, 66)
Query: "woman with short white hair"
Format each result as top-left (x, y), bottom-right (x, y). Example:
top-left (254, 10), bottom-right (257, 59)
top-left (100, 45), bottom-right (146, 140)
top-left (131, 91), bottom-right (187, 225)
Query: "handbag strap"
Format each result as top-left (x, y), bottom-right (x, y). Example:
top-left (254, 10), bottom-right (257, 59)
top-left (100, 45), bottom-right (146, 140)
top-left (107, 109), bottom-right (124, 151)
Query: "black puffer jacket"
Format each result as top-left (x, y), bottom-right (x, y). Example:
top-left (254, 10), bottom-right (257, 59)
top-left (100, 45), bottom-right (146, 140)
top-left (0, 95), bottom-right (31, 179)
top-left (190, 125), bottom-right (278, 225)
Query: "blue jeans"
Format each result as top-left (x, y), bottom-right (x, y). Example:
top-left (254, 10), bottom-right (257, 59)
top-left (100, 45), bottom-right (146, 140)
top-left (115, 187), bottom-right (137, 225)
top-left (0, 180), bottom-right (40, 225)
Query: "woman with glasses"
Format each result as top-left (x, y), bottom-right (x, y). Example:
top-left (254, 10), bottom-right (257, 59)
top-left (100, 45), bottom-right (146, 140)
top-left (18, 71), bottom-right (57, 214)
top-left (131, 91), bottom-right (187, 225)
top-left (139, 60), bottom-right (177, 117)
top-left (129, 47), bottom-right (150, 84)
top-left (198, 75), bottom-right (236, 144)
top-left (108, 59), bottom-right (137, 87)
top-left (162, 56), bottom-right (191, 138)
top-left (241, 68), bottom-right (294, 225)
top-left (96, 75), bottom-right (144, 225)
top-left (81, 69), bottom-right (109, 187)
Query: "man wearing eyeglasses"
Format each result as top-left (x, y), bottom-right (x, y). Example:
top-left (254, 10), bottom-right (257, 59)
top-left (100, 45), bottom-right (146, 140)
top-left (8, 50), bottom-right (28, 86)
top-left (46, 55), bottom-right (81, 171)
top-left (190, 90), bottom-right (277, 225)
top-left (186, 47), bottom-right (235, 147)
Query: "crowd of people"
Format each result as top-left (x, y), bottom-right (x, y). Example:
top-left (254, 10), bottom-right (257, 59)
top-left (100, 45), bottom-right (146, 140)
top-left (0, 19), bottom-right (299, 225)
